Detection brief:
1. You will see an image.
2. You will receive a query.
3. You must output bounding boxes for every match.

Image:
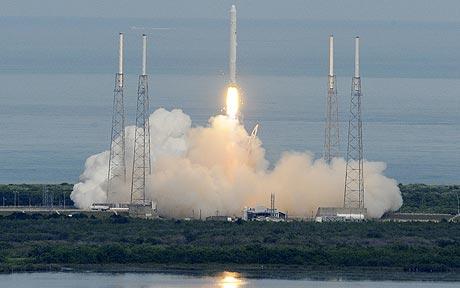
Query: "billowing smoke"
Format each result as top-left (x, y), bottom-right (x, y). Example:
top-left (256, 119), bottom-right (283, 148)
top-left (71, 108), bottom-right (402, 218)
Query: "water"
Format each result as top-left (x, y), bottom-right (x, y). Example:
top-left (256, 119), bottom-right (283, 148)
top-left (1, 73), bottom-right (459, 184)
top-left (0, 17), bottom-right (459, 184)
top-left (0, 272), bottom-right (458, 288)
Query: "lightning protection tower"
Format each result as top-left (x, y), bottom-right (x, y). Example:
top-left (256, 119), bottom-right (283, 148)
top-left (270, 193), bottom-right (275, 217)
top-left (42, 185), bottom-right (53, 209)
top-left (107, 33), bottom-right (127, 203)
top-left (130, 34), bottom-right (151, 204)
top-left (344, 37), bottom-right (364, 209)
top-left (324, 35), bottom-right (340, 163)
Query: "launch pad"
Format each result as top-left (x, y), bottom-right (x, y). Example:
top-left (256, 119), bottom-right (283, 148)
top-left (90, 201), bottom-right (158, 219)
top-left (90, 5), bottom-right (376, 221)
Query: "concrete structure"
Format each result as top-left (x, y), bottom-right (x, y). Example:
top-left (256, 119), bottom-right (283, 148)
top-left (206, 215), bottom-right (233, 222)
top-left (128, 201), bottom-right (157, 219)
top-left (243, 193), bottom-right (287, 221)
top-left (243, 206), bottom-right (287, 221)
top-left (315, 207), bottom-right (367, 222)
top-left (90, 202), bottom-right (129, 212)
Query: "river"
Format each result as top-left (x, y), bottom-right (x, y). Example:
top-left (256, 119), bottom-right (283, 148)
top-left (1, 272), bottom-right (458, 288)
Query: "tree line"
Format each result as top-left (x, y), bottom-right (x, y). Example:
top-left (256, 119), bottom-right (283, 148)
top-left (0, 216), bottom-right (458, 273)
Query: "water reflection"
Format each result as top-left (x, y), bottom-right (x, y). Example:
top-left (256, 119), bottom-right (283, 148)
top-left (217, 272), bottom-right (246, 288)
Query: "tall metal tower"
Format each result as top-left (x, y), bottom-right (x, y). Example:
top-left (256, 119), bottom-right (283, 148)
top-left (270, 193), bottom-right (275, 216)
top-left (107, 33), bottom-right (127, 203)
top-left (42, 185), bottom-right (53, 208)
top-left (324, 35), bottom-right (340, 162)
top-left (130, 34), bottom-right (151, 204)
top-left (344, 37), bottom-right (364, 209)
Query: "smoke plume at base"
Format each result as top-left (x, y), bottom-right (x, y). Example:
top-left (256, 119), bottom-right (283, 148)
top-left (71, 108), bottom-right (402, 218)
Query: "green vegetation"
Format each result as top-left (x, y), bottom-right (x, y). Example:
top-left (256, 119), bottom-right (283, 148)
top-left (0, 183), bottom-right (459, 274)
top-left (399, 184), bottom-right (460, 214)
top-left (0, 215), bottom-right (458, 273)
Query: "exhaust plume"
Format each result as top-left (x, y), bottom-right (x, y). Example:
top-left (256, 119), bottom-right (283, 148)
top-left (71, 108), bottom-right (402, 218)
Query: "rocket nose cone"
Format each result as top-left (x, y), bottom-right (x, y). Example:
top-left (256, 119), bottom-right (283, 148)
top-left (231, 5), bottom-right (236, 11)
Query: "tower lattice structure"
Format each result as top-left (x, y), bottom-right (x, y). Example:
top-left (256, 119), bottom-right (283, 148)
top-left (107, 33), bottom-right (127, 203)
top-left (42, 185), bottom-right (53, 208)
top-left (131, 34), bottom-right (151, 204)
top-left (344, 37), bottom-right (364, 209)
top-left (324, 35), bottom-right (340, 162)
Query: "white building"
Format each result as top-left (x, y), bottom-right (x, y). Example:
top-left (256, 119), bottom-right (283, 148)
top-left (315, 207), bottom-right (367, 222)
top-left (243, 206), bottom-right (287, 221)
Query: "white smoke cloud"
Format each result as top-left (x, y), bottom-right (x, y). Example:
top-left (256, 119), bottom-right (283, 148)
top-left (71, 108), bottom-right (402, 218)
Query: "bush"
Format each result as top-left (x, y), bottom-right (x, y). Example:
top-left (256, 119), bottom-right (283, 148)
top-left (70, 213), bottom-right (88, 219)
top-left (110, 214), bottom-right (129, 224)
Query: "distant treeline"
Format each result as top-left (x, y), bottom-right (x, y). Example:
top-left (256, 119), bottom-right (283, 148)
top-left (0, 183), bottom-right (459, 214)
top-left (398, 184), bottom-right (460, 214)
top-left (0, 183), bottom-right (74, 207)
top-left (0, 216), bottom-right (458, 273)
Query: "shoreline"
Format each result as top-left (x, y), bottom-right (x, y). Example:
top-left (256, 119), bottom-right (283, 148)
top-left (2, 264), bottom-right (460, 282)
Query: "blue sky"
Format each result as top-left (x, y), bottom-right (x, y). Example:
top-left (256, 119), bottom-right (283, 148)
top-left (0, 1), bottom-right (459, 78)
top-left (2, 0), bottom-right (460, 22)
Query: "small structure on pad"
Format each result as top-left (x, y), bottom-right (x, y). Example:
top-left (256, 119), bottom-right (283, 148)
top-left (128, 201), bottom-right (158, 219)
top-left (243, 193), bottom-right (287, 221)
top-left (243, 206), bottom-right (287, 221)
top-left (315, 207), bottom-right (367, 222)
top-left (90, 202), bottom-right (129, 212)
top-left (206, 215), bottom-right (233, 222)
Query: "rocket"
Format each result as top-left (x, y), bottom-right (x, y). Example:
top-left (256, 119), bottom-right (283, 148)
top-left (229, 4), bottom-right (237, 85)
top-left (225, 4), bottom-right (240, 120)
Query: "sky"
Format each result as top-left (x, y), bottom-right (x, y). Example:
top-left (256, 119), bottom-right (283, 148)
top-left (0, 1), bottom-right (459, 78)
top-left (2, 0), bottom-right (460, 22)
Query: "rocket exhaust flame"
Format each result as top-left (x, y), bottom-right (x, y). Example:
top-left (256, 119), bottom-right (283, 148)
top-left (226, 86), bottom-right (240, 120)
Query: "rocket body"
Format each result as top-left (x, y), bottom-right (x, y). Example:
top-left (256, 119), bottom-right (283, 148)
top-left (229, 5), bottom-right (237, 84)
top-left (225, 5), bottom-right (240, 120)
